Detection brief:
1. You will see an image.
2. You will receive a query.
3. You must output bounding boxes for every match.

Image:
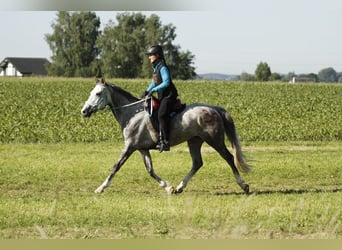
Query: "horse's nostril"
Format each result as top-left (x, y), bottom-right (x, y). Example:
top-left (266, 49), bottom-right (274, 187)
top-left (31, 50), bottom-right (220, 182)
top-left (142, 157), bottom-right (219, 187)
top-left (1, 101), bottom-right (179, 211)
top-left (81, 107), bottom-right (88, 116)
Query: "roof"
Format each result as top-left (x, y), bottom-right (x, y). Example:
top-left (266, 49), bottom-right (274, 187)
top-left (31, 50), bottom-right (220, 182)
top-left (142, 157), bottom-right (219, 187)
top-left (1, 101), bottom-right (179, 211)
top-left (0, 57), bottom-right (49, 75)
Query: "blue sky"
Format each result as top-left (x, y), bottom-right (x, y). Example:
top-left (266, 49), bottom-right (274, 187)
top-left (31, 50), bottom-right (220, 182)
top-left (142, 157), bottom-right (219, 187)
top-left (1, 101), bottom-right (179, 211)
top-left (1, 0), bottom-right (341, 75)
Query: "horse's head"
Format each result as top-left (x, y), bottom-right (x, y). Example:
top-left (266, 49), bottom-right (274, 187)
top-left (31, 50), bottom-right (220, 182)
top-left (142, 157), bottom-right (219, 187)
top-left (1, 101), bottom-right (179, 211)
top-left (81, 78), bottom-right (110, 118)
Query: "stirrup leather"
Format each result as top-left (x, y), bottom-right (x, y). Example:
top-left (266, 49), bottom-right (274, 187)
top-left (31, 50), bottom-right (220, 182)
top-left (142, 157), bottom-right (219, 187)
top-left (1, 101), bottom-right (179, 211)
top-left (156, 140), bottom-right (170, 152)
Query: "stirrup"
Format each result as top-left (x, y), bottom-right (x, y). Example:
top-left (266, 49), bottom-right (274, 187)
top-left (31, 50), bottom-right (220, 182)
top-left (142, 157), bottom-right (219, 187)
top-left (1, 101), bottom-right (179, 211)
top-left (156, 140), bottom-right (170, 152)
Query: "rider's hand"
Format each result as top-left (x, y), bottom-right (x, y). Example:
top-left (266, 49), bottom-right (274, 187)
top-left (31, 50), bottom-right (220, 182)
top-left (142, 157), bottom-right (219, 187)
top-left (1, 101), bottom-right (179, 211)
top-left (147, 91), bottom-right (153, 97)
top-left (141, 91), bottom-right (148, 98)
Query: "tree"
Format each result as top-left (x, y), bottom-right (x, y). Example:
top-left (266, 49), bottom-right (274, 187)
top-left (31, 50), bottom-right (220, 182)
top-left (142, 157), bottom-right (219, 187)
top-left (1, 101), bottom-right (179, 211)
top-left (269, 72), bottom-right (281, 81)
top-left (97, 12), bottom-right (196, 79)
top-left (318, 67), bottom-right (337, 82)
top-left (240, 72), bottom-right (255, 81)
top-left (255, 62), bottom-right (271, 81)
top-left (170, 50), bottom-right (196, 80)
top-left (96, 13), bottom-right (146, 78)
top-left (45, 11), bottom-right (101, 77)
top-left (337, 72), bottom-right (342, 83)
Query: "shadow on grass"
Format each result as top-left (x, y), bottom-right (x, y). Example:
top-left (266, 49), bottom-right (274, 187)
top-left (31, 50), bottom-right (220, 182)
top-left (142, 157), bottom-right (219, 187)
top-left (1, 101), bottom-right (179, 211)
top-left (213, 188), bottom-right (342, 196)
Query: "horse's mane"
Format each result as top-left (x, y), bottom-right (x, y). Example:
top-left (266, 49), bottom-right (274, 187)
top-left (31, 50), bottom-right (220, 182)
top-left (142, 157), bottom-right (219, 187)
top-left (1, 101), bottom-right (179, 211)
top-left (106, 83), bottom-right (139, 102)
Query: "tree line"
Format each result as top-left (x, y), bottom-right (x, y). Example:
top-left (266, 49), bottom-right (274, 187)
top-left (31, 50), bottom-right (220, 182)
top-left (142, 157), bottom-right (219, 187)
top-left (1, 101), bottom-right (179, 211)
top-left (241, 62), bottom-right (342, 83)
top-left (45, 12), bottom-right (340, 82)
top-left (45, 11), bottom-right (196, 80)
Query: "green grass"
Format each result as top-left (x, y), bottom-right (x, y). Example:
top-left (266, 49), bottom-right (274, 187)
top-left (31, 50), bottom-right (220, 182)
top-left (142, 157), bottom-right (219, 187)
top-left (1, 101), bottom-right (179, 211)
top-left (0, 142), bottom-right (341, 239)
top-left (0, 78), bottom-right (341, 238)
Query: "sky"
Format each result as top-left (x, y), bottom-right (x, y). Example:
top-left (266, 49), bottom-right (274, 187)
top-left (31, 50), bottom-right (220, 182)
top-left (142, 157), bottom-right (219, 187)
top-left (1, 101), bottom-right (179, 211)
top-left (1, 0), bottom-right (342, 75)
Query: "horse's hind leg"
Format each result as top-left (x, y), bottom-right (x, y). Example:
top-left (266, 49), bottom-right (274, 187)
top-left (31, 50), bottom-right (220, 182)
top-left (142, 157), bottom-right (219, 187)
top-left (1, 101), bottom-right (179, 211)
top-left (139, 149), bottom-right (173, 193)
top-left (175, 137), bottom-right (204, 194)
top-left (209, 142), bottom-right (249, 194)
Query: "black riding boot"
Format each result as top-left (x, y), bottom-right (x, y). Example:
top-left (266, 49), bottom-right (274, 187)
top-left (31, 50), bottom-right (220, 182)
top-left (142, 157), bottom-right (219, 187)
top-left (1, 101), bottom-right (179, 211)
top-left (156, 132), bottom-right (170, 152)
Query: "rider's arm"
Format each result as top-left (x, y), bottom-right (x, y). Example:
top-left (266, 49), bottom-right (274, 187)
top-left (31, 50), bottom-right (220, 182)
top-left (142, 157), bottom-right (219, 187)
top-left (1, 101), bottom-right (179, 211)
top-left (146, 79), bottom-right (155, 92)
top-left (151, 66), bottom-right (170, 92)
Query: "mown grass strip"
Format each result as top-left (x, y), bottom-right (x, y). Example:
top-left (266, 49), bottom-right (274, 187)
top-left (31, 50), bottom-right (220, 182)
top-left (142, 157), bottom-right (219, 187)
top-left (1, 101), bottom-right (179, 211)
top-left (0, 142), bottom-right (340, 239)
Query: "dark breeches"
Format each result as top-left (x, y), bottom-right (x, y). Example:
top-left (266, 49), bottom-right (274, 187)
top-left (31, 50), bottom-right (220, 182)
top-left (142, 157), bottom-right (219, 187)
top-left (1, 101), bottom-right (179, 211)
top-left (158, 96), bottom-right (175, 138)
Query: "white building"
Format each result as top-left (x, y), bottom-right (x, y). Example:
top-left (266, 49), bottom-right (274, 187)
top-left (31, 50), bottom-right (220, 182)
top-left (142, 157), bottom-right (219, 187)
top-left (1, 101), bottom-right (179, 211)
top-left (0, 57), bottom-right (49, 77)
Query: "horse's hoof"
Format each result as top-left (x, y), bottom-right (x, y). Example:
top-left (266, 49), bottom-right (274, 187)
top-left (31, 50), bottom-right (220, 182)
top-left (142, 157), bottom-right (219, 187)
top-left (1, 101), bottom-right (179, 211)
top-left (175, 188), bottom-right (183, 194)
top-left (94, 187), bottom-right (104, 193)
top-left (165, 186), bottom-right (175, 194)
top-left (244, 184), bottom-right (250, 194)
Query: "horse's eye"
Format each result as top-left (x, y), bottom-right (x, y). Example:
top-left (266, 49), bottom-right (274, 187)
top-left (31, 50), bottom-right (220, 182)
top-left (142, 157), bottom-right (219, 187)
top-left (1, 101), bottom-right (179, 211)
top-left (96, 92), bottom-right (101, 96)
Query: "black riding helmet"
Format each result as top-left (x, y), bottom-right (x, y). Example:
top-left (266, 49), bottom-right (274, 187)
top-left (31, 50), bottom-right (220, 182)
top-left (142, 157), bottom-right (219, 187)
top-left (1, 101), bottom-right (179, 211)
top-left (145, 45), bottom-right (164, 58)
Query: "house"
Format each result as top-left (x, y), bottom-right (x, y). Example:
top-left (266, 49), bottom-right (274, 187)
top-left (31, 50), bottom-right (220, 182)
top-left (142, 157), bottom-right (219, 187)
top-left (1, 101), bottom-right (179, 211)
top-left (0, 57), bottom-right (49, 77)
top-left (289, 76), bottom-right (318, 83)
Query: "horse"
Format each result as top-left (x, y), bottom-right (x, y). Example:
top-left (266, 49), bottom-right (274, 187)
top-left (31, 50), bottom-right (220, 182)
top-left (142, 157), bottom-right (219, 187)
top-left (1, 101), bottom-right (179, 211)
top-left (81, 78), bottom-right (251, 194)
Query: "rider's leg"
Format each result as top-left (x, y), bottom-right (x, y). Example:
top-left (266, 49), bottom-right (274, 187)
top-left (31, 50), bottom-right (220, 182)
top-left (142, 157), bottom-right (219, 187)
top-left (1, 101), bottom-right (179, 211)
top-left (157, 98), bottom-right (171, 152)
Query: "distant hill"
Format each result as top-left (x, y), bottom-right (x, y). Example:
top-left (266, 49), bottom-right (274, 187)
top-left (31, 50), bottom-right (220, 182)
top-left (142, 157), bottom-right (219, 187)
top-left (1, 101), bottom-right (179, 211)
top-left (197, 73), bottom-right (239, 80)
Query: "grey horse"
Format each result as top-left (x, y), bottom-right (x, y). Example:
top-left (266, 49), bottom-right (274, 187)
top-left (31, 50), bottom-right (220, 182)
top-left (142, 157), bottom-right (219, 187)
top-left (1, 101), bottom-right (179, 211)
top-left (81, 78), bottom-right (251, 194)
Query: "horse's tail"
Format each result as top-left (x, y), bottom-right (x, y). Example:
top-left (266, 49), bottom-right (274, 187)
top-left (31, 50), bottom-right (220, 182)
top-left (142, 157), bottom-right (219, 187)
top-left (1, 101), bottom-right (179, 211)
top-left (216, 107), bottom-right (251, 173)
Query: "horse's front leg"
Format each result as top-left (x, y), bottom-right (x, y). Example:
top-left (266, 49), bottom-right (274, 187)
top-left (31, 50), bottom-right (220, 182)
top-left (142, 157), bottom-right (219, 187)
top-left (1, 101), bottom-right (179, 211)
top-left (95, 147), bottom-right (134, 193)
top-left (139, 149), bottom-right (174, 193)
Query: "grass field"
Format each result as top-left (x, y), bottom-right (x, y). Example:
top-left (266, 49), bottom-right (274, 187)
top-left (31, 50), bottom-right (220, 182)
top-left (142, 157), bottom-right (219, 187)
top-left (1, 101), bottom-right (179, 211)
top-left (0, 78), bottom-right (341, 239)
top-left (0, 142), bottom-right (341, 239)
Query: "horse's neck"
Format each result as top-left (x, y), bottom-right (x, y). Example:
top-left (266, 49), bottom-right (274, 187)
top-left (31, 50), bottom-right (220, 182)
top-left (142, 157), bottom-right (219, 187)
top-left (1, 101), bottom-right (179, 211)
top-left (107, 84), bottom-right (140, 129)
top-left (108, 84), bottom-right (138, 106)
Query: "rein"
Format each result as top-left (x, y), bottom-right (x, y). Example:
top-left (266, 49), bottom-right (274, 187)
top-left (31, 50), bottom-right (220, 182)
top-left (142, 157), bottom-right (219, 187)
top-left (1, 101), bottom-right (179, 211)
top-left (109, 97), bottom-right (154, 116)
top-left (109, 98), bottom-right (150, 110)
top-left (104, 84), bottom-right (154, 116)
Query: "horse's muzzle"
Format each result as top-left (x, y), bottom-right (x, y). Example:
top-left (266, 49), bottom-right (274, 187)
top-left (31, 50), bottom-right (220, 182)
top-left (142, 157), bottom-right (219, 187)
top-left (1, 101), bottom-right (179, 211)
top-left (81, 106), bottom-right (93, 118)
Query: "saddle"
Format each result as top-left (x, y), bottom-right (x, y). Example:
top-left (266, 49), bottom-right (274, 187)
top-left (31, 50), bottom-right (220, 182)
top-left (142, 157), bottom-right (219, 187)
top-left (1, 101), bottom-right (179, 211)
top-left (151, 96), bottom-right (185, 114)
top-left (144, 96), bottom-right (186, 131)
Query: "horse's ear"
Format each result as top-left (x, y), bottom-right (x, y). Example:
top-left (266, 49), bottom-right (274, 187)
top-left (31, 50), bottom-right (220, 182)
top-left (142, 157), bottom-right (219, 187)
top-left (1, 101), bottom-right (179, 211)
top-left (94, 77), bottom-right (106, 85)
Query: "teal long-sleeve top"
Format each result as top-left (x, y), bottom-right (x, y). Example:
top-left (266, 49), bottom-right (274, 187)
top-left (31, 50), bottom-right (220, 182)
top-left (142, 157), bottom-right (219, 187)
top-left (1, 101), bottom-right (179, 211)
top-left (146, 64), bottom-right (171, 93)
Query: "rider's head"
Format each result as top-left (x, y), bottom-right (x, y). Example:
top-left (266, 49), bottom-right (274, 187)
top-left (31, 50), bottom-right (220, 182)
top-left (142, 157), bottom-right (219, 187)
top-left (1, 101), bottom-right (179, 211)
top-left (146, 45), bottom-right (164, 64)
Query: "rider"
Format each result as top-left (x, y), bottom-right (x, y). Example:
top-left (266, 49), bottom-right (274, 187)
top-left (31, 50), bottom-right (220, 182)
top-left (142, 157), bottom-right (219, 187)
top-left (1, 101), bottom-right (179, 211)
top-left (143, 45), bottom-right (178, 152)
